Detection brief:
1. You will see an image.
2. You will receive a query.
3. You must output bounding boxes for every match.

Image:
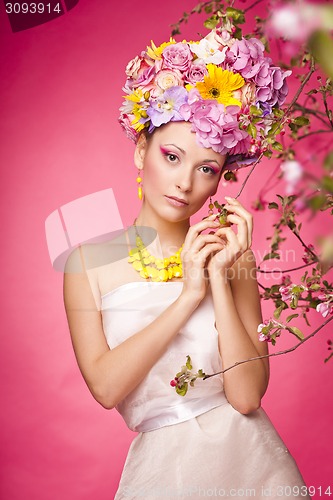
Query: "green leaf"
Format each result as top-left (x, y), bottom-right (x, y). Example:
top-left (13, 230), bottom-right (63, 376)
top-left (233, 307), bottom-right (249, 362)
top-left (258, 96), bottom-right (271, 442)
top-left (293, 116), bottom-right (310, 127)
top-left (268, 202), bottom-right (279, 209)
top-left (176, 383), bottom-right (188, 396)
top-left (287, 326), bottom-right (304, 341)
top-left (271, 141), bottom-right (283, 152)
top-left (263, 252), bottom-right (280, 261)
top-left (307, 194), bottom-right (328, 210)
top-left (268, 122), bottom-right (282, 136)
top-left (286, 313), bottom-right (299, 323)
top-left (247, 123), bottom-right (257, 138)
top-left (274, 305), bottom-right (284, 319)
top-left (226, 7), bottom-right (245, 24)
top-left (204, 17), bottom-right (219, 30)
top-left (321, 176), bottom-right (333, 193)
top-left (263, 149), bottom-right (272, 158)
top-left (250, 105), bottom-right (263, 116)
top-left (324, 151), bottom-right (333, 172)
top-left (186, 355), bottom-right (192, 370)
top-left (309, 30), bottom-right (333, 79)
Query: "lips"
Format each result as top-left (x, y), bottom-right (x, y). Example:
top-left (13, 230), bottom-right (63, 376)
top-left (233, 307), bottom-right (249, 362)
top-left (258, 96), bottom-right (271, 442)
top-left (165, 195), bottom-right (189, 207)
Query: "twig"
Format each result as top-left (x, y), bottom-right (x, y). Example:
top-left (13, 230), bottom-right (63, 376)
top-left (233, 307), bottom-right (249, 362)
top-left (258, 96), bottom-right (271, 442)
top-left (256, 261), bottom-right (316, 273)
top-left (291, 230), bottom-right (319, 261)
top-left (203, 315), bottom-right (333, 379)
top-left (244, 0), bottom-right (265, 13)
top-left (298, 129), bottom-right (332, 141)
top-left (285, 58), bottom-right (316, 117)
top-left (235, 154), bottom-right (263, 199)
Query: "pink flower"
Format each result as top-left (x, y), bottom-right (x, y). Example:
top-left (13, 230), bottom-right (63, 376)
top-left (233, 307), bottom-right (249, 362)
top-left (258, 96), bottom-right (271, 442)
top-left (185, 62), bottom-right (208, 85)
top-left (228, 38), bottom-right (265, 79)
top-left (131, 64), bottom-right (157, 91)
top-left (155, 69), bottom-right (183, 91)
top-left (125, 55), bottom-right (149, 79)
top-left (279, 286), bottom-right (292, 301)
top-left (162, 42), bottom-right (193, 72)
top-left (256, 66), bottom-right (292, 107)
top-left (316, 302), bottom-right (332, 318)
top-left (205, 28), bottom-right (232, 48)
top-left (118, 114), bottom-right (138, 143)
top-left (280, 160), bottom-right (303, 195)
top-left (180, 95), bottom-right (249, 155)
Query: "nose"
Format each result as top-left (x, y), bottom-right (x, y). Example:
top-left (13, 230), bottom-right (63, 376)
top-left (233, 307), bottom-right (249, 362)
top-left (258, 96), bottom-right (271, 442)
top-left (175, 169), bottom-right (193, 193)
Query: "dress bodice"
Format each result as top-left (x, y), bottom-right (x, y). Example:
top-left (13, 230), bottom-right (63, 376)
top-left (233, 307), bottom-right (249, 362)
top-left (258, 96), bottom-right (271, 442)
top-left (101, 281), bottom-right (227, 432)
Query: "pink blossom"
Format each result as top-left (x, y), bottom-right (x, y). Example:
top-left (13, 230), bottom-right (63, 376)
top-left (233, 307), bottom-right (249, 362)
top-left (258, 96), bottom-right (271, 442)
top-left (316, 302), bottom-right (332, 318)
top-left (205, 28), bottom-right (232, 48)
top-left (268, 4), bottom-right (322, 43)
top-left (280, 160), bottom-right (303, 195)
top-left (162, 43), bottom-right (193, 72)
top-left (279, 286), bottom-right (292, 301)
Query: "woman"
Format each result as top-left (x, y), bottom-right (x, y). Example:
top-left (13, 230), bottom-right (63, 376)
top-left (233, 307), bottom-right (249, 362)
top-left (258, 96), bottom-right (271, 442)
top-left (64, 26), bottom-right (309, 499)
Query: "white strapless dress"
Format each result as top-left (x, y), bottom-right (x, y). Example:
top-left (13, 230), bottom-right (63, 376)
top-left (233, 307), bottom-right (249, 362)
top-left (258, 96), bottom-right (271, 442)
top-left (101, 282), bottom-right (309, 500)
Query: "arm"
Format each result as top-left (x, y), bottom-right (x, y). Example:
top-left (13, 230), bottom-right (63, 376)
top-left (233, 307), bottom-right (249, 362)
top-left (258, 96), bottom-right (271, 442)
top-left (210, 249), bottom-right (269, 415)
top-left (63, 219), bottom-right (223, 410)
top-left (63, 249), bottom-right (199, 410)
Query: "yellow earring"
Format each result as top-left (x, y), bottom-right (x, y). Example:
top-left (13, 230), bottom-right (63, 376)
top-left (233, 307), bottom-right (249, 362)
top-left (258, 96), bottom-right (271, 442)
top-left (136, 170), bottom-right (143, 200)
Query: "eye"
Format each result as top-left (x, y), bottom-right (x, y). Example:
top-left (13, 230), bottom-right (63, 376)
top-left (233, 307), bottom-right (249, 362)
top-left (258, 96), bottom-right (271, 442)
top-left (163, 152), bottom-right (179, 163)
top-left (200, 165), bottom-right (217, 175)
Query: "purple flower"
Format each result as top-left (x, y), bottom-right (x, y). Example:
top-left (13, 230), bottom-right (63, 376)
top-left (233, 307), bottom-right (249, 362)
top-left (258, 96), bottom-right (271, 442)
top-left (227, 38), bottom-right (265, 79)
top-left (147, 86), bottom-right (188, 129)
top-left (162, 43), bottom-right (193, 72)
top-left (180, 99), bottom-right (248, 155)
top-left (185, 62), bottom-right (208, 85)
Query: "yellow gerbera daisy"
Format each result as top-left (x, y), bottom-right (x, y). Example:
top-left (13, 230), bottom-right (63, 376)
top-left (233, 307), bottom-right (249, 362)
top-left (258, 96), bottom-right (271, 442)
top-left (146, 38), bottom-right (176, 60)
top-left (187, 64), bottom-right (245, 107)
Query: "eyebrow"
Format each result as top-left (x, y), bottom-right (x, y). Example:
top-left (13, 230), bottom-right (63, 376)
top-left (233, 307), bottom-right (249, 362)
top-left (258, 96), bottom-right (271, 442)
top-left (164, 143), bottom-right (222, 167)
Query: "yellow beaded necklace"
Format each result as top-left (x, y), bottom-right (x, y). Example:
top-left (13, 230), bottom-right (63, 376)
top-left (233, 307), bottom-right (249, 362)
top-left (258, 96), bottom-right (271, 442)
top-left (128, 220), bottom-right (183, 282)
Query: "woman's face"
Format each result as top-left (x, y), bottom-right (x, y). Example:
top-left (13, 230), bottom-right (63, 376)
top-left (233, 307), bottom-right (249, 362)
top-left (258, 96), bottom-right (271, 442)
top-left (135, 121), bottom-right (227, 222)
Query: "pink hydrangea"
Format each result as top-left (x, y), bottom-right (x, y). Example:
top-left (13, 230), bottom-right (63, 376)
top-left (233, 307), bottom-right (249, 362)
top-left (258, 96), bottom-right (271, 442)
top-left (162, 43), bottom-right (192, 72)
top-left (180, 97), bottom-right (248, 155)
top-left (256, 67), bottom-right (292, 107)
top-left (227, 38), bottom-right (265, 79)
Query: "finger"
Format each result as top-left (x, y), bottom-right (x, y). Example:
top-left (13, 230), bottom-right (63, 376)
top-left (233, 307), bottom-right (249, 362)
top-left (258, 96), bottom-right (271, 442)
top-left (214, 226), bottom-right (242, 256)
top-left (183, 219), bottom-right (221, 251)
top-left (225, 213), bottom-right (249, 248)
top-left (183, 234), bottom-right (225, 257)
top-left (224, 204), bottom-right (253, 245)
top-left (195, 242), bottom-right (226, 266)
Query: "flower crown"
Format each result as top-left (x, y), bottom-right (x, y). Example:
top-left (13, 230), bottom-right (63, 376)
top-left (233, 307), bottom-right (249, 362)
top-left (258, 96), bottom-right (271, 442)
top-left (119, 28), bottom-right (291, 170)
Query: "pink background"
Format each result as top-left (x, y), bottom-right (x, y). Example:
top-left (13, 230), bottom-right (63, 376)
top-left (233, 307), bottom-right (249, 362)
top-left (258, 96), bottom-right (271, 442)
top-left (1, 0), bottom-right (332, 498)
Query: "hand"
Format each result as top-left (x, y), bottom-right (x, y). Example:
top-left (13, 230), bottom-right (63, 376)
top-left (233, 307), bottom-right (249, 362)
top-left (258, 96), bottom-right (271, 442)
top-left (181, 217), bottom-right (226, 303)
top-left (207, 197), bottom-right (253, 277)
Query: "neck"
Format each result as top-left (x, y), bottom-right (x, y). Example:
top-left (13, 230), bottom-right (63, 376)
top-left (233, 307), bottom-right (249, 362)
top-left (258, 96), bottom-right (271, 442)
top-left (135, 203), bottom-right (190, 254)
